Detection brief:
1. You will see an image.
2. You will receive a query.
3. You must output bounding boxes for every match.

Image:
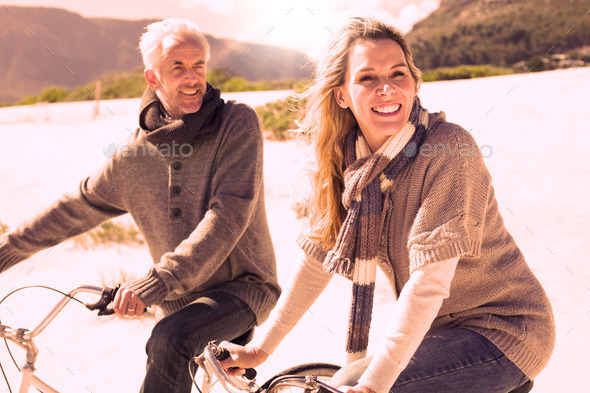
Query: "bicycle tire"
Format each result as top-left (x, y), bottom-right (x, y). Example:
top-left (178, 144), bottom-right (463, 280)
top-left (260, 363), bottom-right (341, 390)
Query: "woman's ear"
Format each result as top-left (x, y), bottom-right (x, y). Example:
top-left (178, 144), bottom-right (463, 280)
top-left (144, 69), bottom-right (159, 90)
top-left (333, 87), bottom-right (349, 109)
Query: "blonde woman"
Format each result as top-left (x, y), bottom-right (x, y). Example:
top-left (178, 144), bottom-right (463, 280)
top-left (220, 17), bottom-right (554, 393)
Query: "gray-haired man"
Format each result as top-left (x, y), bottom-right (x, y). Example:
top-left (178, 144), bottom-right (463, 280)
top-left (0, 18), bottom-right (280, 392)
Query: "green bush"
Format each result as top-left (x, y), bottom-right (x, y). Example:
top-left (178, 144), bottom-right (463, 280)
top-left (18, 95), bottom-right (40, 106)
top-left (421, 65), bottom-right (513, 82)
top-left (5, 67), bottom-right (300, 107)
top-left (72, 221), bottom-right (144, 248)
top-left (255, 95), bottom-right (303, 140)
top-left (39, 86), bottom-right (69, 103)
top-left (525, 56), bottom-right (547, 72)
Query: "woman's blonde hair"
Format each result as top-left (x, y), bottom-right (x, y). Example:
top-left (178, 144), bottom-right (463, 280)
top-left (300, 17), bottom-right (422, 249)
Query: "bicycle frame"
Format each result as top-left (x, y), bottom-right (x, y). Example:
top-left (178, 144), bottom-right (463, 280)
top-left (266, 375), bottom-right (343, 393)
top-left (0, 285), bottom-right (104, 393)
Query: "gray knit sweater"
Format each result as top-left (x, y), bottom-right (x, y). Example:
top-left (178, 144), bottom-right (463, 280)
top-left (0, 97), bottom-right (281, 323)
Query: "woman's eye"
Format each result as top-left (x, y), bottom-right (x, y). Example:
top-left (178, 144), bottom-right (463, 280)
top-left (359, 75), bottom-right (374, 82)
top-left (391, 71), bottom-right (406, 78)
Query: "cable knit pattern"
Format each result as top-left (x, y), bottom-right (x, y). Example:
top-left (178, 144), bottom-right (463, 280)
top-left (298, 112), bottom-right (555, 379)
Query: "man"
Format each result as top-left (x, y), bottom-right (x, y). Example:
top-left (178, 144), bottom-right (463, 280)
top-left (0, 18), bottom-right (280, 392)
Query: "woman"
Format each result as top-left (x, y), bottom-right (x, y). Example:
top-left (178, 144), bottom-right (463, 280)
top-left (220, 17), bottom-right (555, 393)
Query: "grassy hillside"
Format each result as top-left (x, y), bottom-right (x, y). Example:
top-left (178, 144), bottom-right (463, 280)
top-left (407, 0), bottom-right (590, 69)
top-left (0, 5), bottom-right (311, 103)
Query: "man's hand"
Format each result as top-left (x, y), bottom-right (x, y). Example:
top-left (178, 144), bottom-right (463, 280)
top-left (113, 287), bottom-right (146, 317)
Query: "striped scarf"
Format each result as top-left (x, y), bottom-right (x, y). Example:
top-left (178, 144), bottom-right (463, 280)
top-left (323, 100), bottom-right (430, 363)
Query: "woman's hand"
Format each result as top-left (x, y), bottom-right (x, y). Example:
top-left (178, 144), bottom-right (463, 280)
top-left (218, 341), bottom-right (270, 375)
top-left (338, 385), bottom-right (376, 393)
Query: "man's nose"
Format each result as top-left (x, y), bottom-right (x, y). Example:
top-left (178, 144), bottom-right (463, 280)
top-left (184, 68), bottom-right (199, 81)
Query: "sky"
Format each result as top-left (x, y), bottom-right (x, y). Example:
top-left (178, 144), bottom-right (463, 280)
top-left (6, 0), bottom-right (440, 59)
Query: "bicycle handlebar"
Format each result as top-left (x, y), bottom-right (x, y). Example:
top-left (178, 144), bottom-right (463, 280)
top-left (0, 285), bottom-right (118, 340)
top-left (195, 342), bottom-right (259, 393)
top-left (213, 346), bottom-right (257, 380)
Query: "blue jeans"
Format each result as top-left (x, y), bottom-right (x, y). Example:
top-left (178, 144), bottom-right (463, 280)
top-left (330, 328), bottom-right (529, 393)
top-left (139, 291), bottom-right (256, 393)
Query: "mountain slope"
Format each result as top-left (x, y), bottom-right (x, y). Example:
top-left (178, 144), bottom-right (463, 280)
top-left (406, 0), bottom-right (590, 69)
top-left (0, 6), bottom-right (311, 103)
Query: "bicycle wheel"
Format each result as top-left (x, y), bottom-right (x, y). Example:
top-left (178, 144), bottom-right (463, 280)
top-left (261, 363), bottom-right (341, 390)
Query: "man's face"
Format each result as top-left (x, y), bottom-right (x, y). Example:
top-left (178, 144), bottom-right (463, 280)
top-left (145, 39), bottom-right (208, 119)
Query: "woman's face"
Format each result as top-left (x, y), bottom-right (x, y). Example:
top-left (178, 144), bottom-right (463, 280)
top-left (334, 39), bottom-right (417, 152)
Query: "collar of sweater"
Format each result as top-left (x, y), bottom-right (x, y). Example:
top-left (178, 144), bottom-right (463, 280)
top-left (138, 83), bottom-right (225, 146)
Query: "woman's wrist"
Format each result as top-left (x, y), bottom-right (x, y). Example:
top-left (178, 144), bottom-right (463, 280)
top-left (339, 384), bottom-right (376, 393)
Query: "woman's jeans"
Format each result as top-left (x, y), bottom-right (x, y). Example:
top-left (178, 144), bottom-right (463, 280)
top-left (330, 328), bottom-right (529, 393)
top-left (139, 291), bottom-right (256, 393)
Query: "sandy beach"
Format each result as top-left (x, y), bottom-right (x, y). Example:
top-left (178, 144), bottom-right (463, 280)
top-left (0, 68), bottom-right (588, 392)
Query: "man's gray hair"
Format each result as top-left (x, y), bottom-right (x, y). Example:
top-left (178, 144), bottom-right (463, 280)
top-left (139, 18), bottom-right (211, 70)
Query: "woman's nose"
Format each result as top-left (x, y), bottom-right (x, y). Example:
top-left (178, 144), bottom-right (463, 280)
top-left (378, 81), bottom-right (395, 95)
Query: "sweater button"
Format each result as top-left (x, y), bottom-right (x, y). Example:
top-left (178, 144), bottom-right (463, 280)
top-left (172, 208), bottom-right (182, 217)
top-left (172, 186), bottom-right (182, 195)
top-left (173, 162), bottom-right (182, 171)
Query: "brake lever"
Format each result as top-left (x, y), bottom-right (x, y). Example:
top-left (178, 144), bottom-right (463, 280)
top-left (85, 286), bottom-right (119, 316)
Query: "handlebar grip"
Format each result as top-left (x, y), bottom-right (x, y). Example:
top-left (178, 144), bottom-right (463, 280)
top-left (215, 347), bottom-right (231, 361)
top-left (243, 368), bottom-right (257, 380)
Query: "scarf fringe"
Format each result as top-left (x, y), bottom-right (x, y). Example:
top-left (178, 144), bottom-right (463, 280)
top-left (324, 250), bottom-right (354, 277)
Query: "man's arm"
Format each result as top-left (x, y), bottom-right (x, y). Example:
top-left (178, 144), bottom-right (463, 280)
top-left (0, 159), bottom-right (127, 273)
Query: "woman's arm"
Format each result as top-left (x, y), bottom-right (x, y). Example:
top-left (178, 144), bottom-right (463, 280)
top-left (221, 252), bottom-right (333, 368)
top-left (355, 257), bottom-right (459, 393)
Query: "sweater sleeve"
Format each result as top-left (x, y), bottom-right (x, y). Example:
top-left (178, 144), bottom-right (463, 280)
top-left (357, 257), bottom-right (458, 393)
top-left (0, 159), bottom-right (127, 273)
top-left (125, 105), bottom-right (267, 305)
top-left (251, 252), bottom-right (333, 354)
top-left (407, 125), bottom-right (492, 271)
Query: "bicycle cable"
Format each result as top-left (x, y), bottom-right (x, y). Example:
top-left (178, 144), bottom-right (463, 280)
top-left (189, 359), bottom-right (204, 393)
top-left (0, 359), bottom-right (12, 393)
top-left (0, 285), bottom-right (87, 392)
